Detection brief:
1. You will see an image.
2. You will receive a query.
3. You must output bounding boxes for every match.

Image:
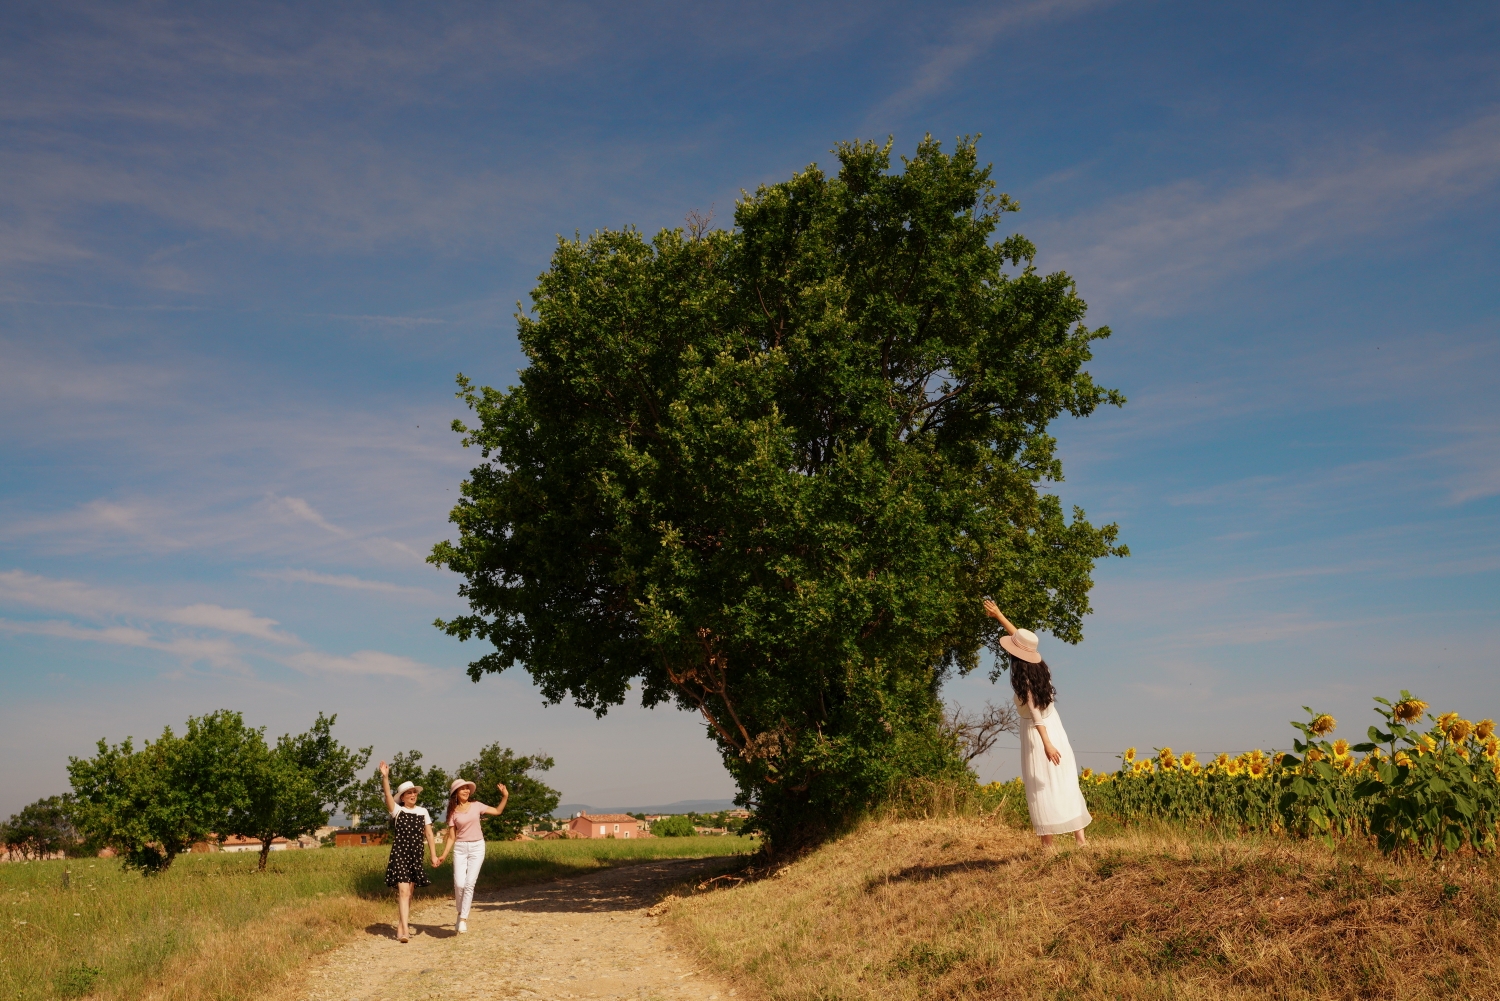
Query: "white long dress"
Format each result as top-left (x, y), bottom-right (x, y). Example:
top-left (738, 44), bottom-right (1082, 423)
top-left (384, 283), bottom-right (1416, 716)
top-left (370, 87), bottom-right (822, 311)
top-left (1015, 694), bottom-right (1092, 836)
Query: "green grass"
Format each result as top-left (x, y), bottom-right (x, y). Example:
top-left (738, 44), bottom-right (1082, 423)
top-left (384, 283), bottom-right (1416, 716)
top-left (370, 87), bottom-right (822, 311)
top-left (0, 836), bottom-right (756, 1001)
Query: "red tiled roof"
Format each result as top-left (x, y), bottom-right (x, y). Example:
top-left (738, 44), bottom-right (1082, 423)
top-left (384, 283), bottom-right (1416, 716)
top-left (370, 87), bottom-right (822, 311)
top-left (576, 813), bottom-right (638, 823)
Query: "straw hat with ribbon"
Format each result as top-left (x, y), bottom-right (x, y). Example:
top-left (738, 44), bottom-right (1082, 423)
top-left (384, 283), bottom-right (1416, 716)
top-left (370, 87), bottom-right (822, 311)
top-left (999, 628), bottom-right (1044, 664)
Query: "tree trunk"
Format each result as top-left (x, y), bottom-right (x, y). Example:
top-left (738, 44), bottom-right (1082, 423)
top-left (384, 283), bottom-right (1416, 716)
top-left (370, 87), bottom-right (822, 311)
top-left (258, 840), bottom-right (272, 871)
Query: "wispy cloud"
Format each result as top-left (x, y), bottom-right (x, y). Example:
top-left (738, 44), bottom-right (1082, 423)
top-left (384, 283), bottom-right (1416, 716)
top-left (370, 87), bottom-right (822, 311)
top-left (868, 0), bottom-right (1116, 125)
top-left (266, 495), bottom-right (349, 537)
top-left (0, 617), bottom-right (246, 669)
top-left (280, 649), bottom-right (436, 681)
top-left (317, 314), bottom-right (447, 327)
top-left (0, 568), bottom-right (431, 674)
top-left (256, 568), bottom-right (438, 598)
top-left (1036, 113), bottom-right (1500, 314)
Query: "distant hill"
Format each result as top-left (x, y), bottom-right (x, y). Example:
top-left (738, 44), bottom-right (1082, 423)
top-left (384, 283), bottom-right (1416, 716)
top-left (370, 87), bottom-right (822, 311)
top-left (552, 798), bottom-right (738, 818)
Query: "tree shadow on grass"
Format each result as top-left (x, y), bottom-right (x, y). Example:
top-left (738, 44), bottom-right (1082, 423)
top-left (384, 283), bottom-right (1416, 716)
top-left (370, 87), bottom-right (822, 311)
top-left (467, 856), bottom-right (745, 916)
top-left (865, 856), bottom-right (1025, 891)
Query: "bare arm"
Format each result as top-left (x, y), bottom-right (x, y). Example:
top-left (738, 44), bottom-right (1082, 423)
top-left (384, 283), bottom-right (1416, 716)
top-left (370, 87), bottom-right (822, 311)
top-left (1033, 723), bottom-right (1063, 766)
top-left (1023, 695), bottom-right (1064, 766)
top-left (378, 760), bottom-right (396, 815)
top-left (424, 823), bottom-right (439, 867)
top-left (481, 783), bottom-right (510, 816)
top-left (982, 599), bottom-right (1018, 636)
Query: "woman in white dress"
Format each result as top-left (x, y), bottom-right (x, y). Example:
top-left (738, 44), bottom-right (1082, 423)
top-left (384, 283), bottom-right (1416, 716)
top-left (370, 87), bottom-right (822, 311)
top-left (983, 599), bottom-right (1090, 847)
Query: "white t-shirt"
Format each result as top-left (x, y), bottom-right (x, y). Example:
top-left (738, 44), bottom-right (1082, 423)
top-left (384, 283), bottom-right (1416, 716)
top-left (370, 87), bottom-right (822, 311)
top-left (390, 805), bottom-right (433, 825)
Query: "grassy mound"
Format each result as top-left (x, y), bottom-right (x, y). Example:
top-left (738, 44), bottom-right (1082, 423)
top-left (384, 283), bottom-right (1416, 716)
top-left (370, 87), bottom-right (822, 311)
top-left (662, 819), bottom-right (1500, 1000)
top-left (1, 836), bottom-right (756, 1001)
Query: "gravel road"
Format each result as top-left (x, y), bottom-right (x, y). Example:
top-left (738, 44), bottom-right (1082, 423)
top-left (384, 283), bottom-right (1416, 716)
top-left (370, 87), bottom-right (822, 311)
top-left (289, 856), bottom-right (742, 1001)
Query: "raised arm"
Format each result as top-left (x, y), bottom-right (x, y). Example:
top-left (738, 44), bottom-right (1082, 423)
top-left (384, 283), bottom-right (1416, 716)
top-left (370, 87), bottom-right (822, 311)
top-left (378, 760), bottom-right (396, 815)
top-left (982, 599), bottom-right (1018, 636)
top-left (482, 783), bottom-right (510, 816)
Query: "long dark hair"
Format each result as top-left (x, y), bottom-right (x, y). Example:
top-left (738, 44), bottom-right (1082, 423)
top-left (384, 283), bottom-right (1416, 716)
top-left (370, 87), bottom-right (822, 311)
top-left (446, 784), bottom-right (473, 823)
top-left (1008, 654), bottom-right (1056, 711)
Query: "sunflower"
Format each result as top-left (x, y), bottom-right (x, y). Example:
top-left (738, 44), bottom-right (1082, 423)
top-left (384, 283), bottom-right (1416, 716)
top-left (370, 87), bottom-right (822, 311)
top-left (1080, 768), bottom-right (1093, 780)
top-left (1477, 719), bottom-right (1496, 741)
top-left (1305, 747), bottom-right (1324, 763)
top-left (1447, 717), bottom-right (1474, 744)
top-left (1309, 714), bottom-right (1337, 736)
top-left (1212, 753), bottom-right (1231, 772)
top-left (1181, 751), bottom-right (1199, 770)
top-left (1393, 698), bottom-right (1428, 724)
top-left (1246, 757), bottom-right (1270, 779)
top-left (1224, 758), bottom-right (1243, 777)
top-left (1132, 759), bottom-right (1154, 776)
top-left (1416, 734), bottom-right (1437, 756)
top-left (1484, 737), bottom-right (1499, 761)
top-left (1332, 739), bottom-right (1351, 760)
top-left (1158, 747), bottom-right (1178, 771)
top-left (1123, 747), bottom-right (1137, 763)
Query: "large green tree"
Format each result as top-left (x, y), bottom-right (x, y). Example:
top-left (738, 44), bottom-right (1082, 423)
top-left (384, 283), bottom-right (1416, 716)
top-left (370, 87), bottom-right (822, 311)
top-left (68, 710), bottom-right (258, 872)
top-left (455, 744), bottom-right (561, 840)
top-left (224, 713), bottom-right (370, 870)
top-left (431, 136), bottom-right (1126, 848)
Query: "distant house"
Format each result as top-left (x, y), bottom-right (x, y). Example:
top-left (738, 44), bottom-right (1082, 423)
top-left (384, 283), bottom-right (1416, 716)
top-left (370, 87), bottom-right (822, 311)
top-left (219, 835), bottom-right (292, 853)
top-left (334, 828), bottom-right (390, 848)
top-left (566, 813), bottom-right (642, 839)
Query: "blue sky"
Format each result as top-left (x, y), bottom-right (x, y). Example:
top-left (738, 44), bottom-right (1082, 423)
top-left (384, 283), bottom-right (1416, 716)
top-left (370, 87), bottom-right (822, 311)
top-left (2, 0), bottom-right (1497, 815)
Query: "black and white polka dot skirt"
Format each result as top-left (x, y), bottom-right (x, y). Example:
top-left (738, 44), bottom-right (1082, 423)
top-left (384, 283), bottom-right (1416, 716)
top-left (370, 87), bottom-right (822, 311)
top-left (384, 810), bottom-right (431, 888)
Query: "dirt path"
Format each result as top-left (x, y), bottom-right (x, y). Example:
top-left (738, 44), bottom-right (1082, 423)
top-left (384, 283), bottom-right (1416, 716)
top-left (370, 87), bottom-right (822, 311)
top-left (289, 857), bottom-right (740, 1001)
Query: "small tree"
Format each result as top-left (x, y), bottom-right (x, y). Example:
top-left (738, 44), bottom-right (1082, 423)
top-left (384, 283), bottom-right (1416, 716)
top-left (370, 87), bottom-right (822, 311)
top-left (2, 796), bottom-right (79, 860)
top-left (651, 815), bottom-right (696, 837)
top-left (225, 713), bottom-right (370, 871)
top-left (68, 710), bottom-right (257, 872)
top-left (455, 744), bottom-right (561, 840)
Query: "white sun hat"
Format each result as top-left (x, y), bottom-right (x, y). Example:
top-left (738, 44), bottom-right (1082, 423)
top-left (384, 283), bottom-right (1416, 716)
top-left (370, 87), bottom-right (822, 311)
top-left (999, 628), bottom-right (1043, 664)
top-left (393, 780), bottom-right (423, 800)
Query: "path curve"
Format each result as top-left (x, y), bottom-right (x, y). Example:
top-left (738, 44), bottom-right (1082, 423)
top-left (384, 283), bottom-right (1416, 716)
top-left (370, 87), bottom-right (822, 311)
top-left (289, 857), bottom-right (740, 1001)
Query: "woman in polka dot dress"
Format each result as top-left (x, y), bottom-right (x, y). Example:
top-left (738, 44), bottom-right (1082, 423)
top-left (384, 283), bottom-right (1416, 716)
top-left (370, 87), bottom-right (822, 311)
top-left (378, 760), bottom-right (439, 943)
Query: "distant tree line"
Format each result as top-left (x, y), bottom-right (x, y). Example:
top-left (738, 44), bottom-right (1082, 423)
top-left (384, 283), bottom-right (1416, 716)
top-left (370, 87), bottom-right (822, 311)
top-left (45, 709), bottom-right (560, 873)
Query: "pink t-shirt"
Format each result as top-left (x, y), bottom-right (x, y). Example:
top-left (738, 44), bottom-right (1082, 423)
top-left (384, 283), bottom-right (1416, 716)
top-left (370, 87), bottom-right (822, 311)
top-left (449, 803), bottom-right (489, 841)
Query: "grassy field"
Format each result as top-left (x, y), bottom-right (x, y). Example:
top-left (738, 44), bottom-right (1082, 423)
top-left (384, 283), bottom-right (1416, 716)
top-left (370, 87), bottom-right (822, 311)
top-left (0, 836), bottom-right (755, 1001)
top-left (663, 818), bottom-right (1500, 1001)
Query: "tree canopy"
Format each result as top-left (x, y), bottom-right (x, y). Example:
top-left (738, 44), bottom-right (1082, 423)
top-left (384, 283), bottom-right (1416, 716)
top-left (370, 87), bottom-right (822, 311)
top-left (223, 713), bottom-right (369, 870)
top-left (456, 744), bottom-right (561, 840)
top-left (68, 710), bottom-right (257, 871)
top-left (431, 136), bottom-right (1126, 847)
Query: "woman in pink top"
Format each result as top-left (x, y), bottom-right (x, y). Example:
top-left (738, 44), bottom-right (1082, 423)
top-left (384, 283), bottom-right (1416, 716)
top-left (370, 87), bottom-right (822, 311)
top-left (434, 778), bottom-right (509, 933)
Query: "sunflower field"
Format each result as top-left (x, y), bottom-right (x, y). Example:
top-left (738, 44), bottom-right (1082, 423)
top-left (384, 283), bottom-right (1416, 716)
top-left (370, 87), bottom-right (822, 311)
top-left (1081, 691), bottom-right (1500, 857)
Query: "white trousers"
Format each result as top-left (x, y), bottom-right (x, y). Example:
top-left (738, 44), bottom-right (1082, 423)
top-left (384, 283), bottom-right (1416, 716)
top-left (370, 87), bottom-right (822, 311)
top-left (451, 840), bottom-right (485, 919)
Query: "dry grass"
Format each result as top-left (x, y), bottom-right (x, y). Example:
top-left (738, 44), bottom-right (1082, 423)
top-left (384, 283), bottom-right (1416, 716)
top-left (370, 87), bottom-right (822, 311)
top-left (0, 836), bottom-right (756, 1001)
top-left (662, 818), bottom-right (1500, 1000)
